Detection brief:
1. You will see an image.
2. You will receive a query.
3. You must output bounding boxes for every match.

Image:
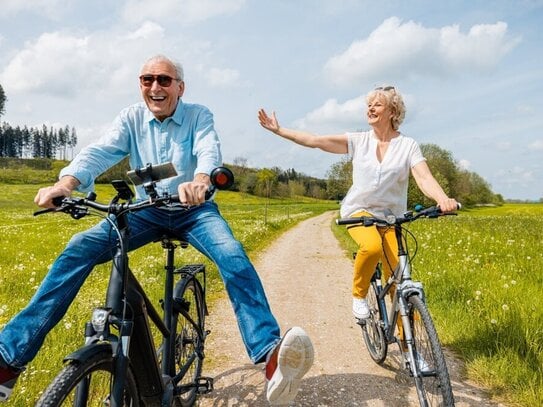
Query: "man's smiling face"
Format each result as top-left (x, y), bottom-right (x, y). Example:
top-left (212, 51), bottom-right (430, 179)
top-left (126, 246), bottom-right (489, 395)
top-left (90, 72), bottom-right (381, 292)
top-left (139, 59), bottom-right (184, 121)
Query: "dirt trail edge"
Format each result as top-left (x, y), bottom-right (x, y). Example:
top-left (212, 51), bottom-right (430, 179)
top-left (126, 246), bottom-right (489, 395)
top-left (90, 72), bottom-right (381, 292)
top-left (199, 211), bottom-right (505, 407)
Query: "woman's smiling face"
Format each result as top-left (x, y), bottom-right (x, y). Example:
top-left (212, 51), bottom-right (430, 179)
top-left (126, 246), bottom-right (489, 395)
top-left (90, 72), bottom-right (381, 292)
top-left (139, 59), bottom-right (185, 121)
top-left (366, 95), bottom-right (393, 128)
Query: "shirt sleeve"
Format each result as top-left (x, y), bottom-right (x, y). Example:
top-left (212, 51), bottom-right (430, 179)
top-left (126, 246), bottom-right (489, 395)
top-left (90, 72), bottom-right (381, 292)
top-left (191, 107), bottom-right (222, 176)
top-left (59, 111), bottom-right (131, 192)
top-left (409, 139), bottom-right (426, 168)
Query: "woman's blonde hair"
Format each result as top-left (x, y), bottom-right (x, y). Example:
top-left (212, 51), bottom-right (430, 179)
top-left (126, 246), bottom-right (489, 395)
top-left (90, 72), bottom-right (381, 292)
top-left (366, 86), bottom-right (406, 130)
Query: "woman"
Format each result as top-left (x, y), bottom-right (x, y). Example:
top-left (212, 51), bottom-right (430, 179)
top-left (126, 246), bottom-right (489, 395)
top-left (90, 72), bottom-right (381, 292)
top-left (258, 86), bottom-right (458, 319)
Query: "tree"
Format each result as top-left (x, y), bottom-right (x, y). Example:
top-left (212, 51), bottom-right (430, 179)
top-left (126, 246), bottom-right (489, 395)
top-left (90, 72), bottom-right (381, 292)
top-left (0, 84), bottom-right (6, 118)
top-left (256, 168), bottom-right (277, 198)
top-left (325, 157), bottom-right (352, 200)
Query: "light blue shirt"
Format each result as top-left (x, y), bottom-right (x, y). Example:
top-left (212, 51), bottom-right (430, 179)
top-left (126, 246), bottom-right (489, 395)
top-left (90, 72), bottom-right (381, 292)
top-left (60, 99), bottom-right (222, 199)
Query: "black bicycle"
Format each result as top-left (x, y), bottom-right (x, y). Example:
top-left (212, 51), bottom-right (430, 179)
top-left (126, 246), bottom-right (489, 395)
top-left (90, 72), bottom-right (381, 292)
top-left (34, 163), bottom-right (234, 407)
top-left (337, 205), bottom-right (458, 407)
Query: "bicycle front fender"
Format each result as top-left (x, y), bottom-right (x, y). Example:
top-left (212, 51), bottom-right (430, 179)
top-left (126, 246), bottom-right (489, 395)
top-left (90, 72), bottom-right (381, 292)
top-left (63, 342), bottom-right (113, 364)
top-left (399, 281), bottom-right (425, 302)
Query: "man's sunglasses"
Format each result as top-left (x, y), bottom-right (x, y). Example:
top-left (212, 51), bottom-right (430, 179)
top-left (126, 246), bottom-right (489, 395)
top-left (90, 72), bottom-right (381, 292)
top-left (139, 74), bottom-right (180, 87)
top-left (375, 86), bottom-right (395, 91)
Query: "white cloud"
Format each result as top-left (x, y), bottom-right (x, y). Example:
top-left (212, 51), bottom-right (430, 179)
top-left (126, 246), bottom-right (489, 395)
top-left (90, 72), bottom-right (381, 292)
top-left (458, 159), bottom-right (471, 170)
top-left (293, 96), bottom-right (365, 132)
top-left (205, 67), bottom-right (243, 88)
top-left (0, 32), bottom-right (90, 96)
top-left (0, 23), bottom-right (169, 98)
top-left (439, 22), bottom-right (520, 71)
top-left (123, 21), bottom-right (165, 40)
top-left (530, 140), bottom-right (543, 150)
top-left (121, 0), bottom-right (246, 25)
top-left (0, 0), bottom-right (70, 19)
top-left (496, 141), bottom-right (512, 151)
top-left (324, 17), bottom-right (521, 87)
top-left (497, 166), bottom-right (535, 186)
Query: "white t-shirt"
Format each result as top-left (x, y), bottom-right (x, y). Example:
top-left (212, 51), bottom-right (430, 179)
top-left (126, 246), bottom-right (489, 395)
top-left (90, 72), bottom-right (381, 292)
top-left (340, 130), bottom-right (425, 219)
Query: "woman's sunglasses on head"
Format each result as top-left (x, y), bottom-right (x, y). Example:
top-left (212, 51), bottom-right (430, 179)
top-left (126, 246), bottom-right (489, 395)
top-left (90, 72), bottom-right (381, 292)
top-left (374, 86), bottom-right (395, 91)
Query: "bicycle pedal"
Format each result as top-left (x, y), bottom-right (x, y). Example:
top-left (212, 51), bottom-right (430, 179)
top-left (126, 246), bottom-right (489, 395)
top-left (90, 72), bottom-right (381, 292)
top-left (196, 376), bottom-right (214, 394)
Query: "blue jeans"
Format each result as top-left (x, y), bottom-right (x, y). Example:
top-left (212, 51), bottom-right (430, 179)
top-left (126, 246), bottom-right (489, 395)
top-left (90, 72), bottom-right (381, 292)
top-left (0, 202), bottom-right (280, 369)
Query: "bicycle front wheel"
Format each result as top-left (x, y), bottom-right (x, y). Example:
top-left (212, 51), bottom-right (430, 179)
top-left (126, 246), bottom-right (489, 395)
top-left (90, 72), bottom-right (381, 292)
top-left (360, 281), bottom-right (387, 364)
top-left (171, 277), bottom-right (205, 407)
top-left (36, 350), bottom-right (139, 406)
top-left (408, 295), bottom-right (455, 406)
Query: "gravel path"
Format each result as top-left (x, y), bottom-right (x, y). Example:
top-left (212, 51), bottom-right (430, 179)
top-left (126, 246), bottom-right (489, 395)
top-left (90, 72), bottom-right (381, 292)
top-left (198, 211), bottom-right (506, 406)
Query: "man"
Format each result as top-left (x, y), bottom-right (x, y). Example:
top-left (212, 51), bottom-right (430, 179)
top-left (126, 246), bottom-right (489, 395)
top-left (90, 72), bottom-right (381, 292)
top-left (0, 55), bottom-right (313, 405)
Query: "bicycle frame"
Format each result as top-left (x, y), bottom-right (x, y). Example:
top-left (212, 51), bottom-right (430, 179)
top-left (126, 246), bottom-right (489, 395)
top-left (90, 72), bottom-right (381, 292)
top-left (73, 221), bottom-right (209, 406)
top-left (338, 205), bottom-right (458, 406)
top-left (35, 164), bottom-right (233, 406)
top-left (370, 224), bottom-right (427, 377)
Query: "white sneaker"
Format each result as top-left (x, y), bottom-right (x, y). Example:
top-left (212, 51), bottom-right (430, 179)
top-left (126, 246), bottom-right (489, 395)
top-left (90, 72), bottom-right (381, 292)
top-left (265, 327), bottom-right (314, 405)
top-left (352, 298), bottom-right (370, 319)
top-left (405, 351), bottom-right (431, 373)
top-left (415, 352), bottom-right (431, 372)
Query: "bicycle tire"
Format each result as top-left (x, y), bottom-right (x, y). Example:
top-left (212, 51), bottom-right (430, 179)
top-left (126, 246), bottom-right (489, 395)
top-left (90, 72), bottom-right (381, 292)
top-left (407, 295), bottom-right (455, 407)
top-left (360, 281), bottom-right (387, 364)
top-left (171, 277), bottom-right (205, 407)
top-left (35, 349), bottom-right (139, 406)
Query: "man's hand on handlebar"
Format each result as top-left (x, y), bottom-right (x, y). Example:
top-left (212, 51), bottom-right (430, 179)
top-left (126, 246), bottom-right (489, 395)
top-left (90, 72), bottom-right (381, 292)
top-left (34, 175), bottom-right (80, 209)
top-left (177, 175), bottom-right (211, 206)
top-left (34, 185), bottom-right (72, 209)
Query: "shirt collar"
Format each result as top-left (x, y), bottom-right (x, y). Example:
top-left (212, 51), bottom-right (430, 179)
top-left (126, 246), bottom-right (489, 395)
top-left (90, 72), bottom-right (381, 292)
top-left (145, 98), bottom-right (185, 125)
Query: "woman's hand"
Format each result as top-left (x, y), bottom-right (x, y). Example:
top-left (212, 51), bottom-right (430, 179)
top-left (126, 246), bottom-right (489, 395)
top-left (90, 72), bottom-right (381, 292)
top-left (258, 109), bottom-right (280, 134)
top-left (437, 197), bottom-right (460, 213)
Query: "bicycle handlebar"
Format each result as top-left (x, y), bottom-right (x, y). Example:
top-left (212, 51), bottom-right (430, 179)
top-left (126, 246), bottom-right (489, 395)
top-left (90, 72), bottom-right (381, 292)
top-left (34, 166), bottom-right (235, 219)
top-left (336, 203), bottom-right (461, 227)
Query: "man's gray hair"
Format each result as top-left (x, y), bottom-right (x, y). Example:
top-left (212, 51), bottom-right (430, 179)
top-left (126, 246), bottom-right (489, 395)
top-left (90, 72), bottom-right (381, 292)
top-left (143, 55), bottom-right (184, 81)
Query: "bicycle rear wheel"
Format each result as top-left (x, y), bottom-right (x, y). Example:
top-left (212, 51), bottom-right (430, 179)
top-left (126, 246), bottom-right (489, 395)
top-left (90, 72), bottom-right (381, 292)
top-left (36, 350), bottom-right (139, 406)
top-left (407, 295), bottom-right (455, 406)
top-left (360, 281), bottom-right (387, 364)
top-left (171, 277), bottom-right (205, 406)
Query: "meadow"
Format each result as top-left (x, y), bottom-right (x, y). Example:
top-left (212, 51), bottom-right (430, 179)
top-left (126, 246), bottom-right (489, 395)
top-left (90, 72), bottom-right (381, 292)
top-left (0, 182), bottom-right (541, 406)
top-left (0, 183), bottom-right (336, 405)
top-left (333, 203), bottom-right (543, 407)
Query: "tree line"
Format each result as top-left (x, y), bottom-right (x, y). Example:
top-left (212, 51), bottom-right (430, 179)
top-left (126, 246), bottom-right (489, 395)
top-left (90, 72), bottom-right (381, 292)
top-left (0, 122), bottom-right (78, 160)
top-left (96, 144), bottom-right (502, 207)
top-left (0, 83), bottom-right (77, 160)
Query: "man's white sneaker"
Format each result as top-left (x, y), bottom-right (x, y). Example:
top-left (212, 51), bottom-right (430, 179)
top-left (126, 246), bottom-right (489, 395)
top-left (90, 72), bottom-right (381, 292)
top-left (352, 298), bottom-right (370, 319)
top-left (265, 327), bottom-right (314, 405)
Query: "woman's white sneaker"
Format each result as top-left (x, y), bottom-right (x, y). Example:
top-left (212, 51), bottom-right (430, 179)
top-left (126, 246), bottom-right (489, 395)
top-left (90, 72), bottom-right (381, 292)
top-left (352, 298), bottom-right (370, 319)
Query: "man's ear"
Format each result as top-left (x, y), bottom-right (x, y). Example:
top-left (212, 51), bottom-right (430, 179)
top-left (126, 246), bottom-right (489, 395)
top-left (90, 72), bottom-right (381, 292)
top-left (178, 80), bottom-right (185, 98)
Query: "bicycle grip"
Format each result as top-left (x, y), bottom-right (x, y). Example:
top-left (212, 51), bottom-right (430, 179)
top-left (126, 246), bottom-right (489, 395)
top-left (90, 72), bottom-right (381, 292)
top-left (336, 217), bottom-right (365, 225)
top-left (52, 196), bottom-right (65, 206)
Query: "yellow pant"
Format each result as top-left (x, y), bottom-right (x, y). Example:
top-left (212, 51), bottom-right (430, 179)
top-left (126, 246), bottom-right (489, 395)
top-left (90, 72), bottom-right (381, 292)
top-left (347, 211), bottom-right (399, 299)
top-left (347, 211), bottom-right (406, 345)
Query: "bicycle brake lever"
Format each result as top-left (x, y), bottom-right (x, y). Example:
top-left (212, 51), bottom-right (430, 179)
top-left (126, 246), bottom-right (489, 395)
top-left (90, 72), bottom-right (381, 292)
top-left (33, 207), bottom-right (59, 216)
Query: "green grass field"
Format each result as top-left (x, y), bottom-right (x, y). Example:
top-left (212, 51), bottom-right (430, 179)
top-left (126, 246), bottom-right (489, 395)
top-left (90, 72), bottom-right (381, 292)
top-left (0, 183), bottom-right (541, 406)
top-left (333, 203), bottom-right (543, 406)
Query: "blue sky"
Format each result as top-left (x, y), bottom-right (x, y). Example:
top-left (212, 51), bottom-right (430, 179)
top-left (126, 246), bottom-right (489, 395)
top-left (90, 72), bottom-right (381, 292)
top-left (1, 0), bottom-right (542, 200)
